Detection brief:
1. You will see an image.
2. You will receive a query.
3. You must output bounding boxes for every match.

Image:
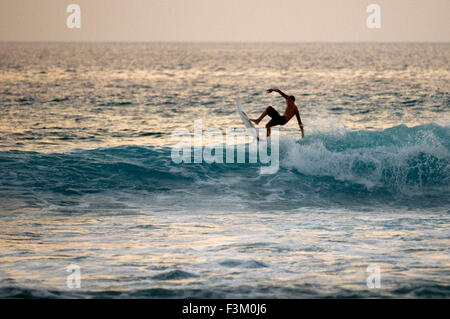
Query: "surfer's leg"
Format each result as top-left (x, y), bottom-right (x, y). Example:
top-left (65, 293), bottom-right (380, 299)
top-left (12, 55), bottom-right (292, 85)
top-left (266, 123), bottom-right (271, 137)
top-left (251, 106), bottom-right (275, 125)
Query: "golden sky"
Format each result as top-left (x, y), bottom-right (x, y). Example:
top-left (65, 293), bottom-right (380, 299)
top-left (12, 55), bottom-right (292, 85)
top-left (0, 0), bottom-right (449, 42)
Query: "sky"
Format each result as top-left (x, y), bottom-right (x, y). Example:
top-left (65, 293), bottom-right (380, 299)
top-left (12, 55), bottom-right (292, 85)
top-left (0, 0), bottom-right (449, 42)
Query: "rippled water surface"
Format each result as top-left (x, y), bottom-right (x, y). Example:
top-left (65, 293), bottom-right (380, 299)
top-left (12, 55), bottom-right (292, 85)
top-left (0, 43), bottom-right (449, 298)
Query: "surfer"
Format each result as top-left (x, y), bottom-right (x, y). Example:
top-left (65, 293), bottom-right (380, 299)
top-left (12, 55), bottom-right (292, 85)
top-left (250, 88), bottom-right (304, 138)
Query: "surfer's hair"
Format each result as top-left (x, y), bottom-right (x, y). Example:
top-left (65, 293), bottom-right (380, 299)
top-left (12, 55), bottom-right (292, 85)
top-left (289, 95), bottom-right (295, 102)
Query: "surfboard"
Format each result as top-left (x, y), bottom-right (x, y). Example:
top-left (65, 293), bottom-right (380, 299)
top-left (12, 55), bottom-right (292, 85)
top-left (236, 100), bottom-right (259, 142)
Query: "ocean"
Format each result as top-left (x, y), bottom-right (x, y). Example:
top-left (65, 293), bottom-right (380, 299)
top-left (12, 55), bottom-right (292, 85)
top-left (0, 43), bottom-right (449, 298)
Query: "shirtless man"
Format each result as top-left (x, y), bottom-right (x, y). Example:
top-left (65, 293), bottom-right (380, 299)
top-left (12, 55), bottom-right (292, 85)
top-left (250, 88), bottom-right (304, 138)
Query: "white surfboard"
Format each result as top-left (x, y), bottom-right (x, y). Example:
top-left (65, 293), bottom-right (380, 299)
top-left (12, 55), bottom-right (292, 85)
top-left (236, 100), bottom-right (259, 142)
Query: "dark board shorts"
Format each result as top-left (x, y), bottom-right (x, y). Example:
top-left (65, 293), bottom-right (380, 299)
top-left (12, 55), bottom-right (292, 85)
top-left (267, 106), bottom-right (287, 127)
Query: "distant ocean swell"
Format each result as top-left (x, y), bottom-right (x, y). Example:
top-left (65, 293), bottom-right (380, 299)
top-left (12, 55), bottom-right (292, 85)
top-left (0, 123), bottom-right (448, 210)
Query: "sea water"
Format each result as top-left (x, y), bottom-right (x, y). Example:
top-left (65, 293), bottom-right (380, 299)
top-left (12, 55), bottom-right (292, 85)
top-left (0, 43), bottom-right (449, 298)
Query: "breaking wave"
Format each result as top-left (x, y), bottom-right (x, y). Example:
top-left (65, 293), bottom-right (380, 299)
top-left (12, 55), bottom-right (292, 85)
top-left (0, 123), bottom-right (448, 210)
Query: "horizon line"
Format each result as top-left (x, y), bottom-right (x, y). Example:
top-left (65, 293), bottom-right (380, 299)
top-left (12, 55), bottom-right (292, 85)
top-left (1, 40), bottom-right (449, 44)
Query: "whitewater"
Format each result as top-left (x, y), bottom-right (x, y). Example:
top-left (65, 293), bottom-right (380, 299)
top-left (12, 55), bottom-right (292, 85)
top-left (0, 43), bottom-right (448, 298)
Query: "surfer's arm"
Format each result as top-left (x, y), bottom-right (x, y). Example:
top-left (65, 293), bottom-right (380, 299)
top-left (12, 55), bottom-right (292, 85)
top-left (296, 110), bottom-right (305, 138)
top-left (267, 88), bottom-right (289, 100)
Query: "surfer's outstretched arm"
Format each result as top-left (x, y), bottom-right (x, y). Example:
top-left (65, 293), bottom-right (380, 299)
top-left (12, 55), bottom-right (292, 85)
top-left (295, 110), bottom-right (305, 138)
top-left (267, 88), bottom-right (289, 100)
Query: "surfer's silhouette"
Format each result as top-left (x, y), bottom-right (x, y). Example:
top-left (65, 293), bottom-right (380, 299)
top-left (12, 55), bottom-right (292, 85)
top-left (250, 88), bottom-right (304, 138)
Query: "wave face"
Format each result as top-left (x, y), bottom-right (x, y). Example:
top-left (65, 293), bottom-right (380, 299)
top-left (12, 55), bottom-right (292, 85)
top-left (0, 123), bottom-right (448, 211)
